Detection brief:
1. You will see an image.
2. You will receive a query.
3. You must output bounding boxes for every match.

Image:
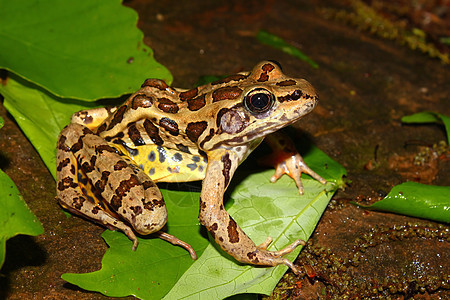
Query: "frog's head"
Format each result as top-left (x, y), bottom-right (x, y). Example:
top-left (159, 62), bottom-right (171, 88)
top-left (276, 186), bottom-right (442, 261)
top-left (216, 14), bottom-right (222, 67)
top-left (200, 61), bottom-right (318, 150)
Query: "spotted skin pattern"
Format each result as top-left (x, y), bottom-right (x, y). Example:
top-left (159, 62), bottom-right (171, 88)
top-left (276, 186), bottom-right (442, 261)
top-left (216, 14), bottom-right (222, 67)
top-left (56, 61), bottom-right (326, 273)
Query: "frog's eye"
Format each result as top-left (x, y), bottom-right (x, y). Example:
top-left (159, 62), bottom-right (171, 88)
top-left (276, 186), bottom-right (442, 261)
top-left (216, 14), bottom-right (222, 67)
top-left (244, 88), bottom-right (274, 114)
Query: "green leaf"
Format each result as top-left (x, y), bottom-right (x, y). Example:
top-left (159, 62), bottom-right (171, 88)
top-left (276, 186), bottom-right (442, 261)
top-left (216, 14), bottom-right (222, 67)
top-left (401, 111), bottom-right (450, 142)
top-left (0, 169), bottom-right (44, 269)
top-left (0, 75), bottom-right (100, 179)
top-left (62, 188), bottom-right (210, 299)
top-left (359, 182), bottom-right (450, 223)
top-left (256, 30), bottom-right (319, 69)
top-left (0, 116), bottom-right (4, 129)
top-left (61, 147), bottom-right (345, 299)
top-left (0, 0), bottom-right (172, 101)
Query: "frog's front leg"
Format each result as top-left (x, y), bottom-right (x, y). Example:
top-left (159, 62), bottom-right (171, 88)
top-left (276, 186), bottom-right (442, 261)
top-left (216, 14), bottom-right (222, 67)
top-left (199, 149), bottom-right (304, 273)
top-left (57, 123), bottom-right (195, 257)
top-left (264, 131), bottom-right (327, 194)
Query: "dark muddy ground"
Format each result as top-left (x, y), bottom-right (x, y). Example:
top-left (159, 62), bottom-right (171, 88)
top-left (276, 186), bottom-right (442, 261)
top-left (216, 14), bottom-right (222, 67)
top-left (0, 0), bottom-right (449, 299)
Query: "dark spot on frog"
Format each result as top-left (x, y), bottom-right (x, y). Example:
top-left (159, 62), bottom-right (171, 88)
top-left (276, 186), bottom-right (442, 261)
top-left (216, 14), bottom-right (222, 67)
top-left (57, 158), bottom-right (70, 171)
top-left (96, 144), bottom-right (119, 155)
top-left (114, 160), bottom-right (128, 171)
top-left (110, 195), bottom-right (122, 211)
top-left (82, 126), bottom-right (92, 135)
top-left (90, 155), bottom-right (97, 166)
top-left (148, 167), bottom-right (155, 176)
top-left (211, 74), bottom-right (247, 85)
top-left (81, 160), bottom-right (94, 173)
top-left (143, 119), bottom-right (164, 146)
top-left (186, 121), bottom-right (208, 143)
top-left (107, 105), bottom-right (127, 131)
top-left (198, 165), bottom-right (204, 172)
top-left (131, 93), bottom-right (153, 109)
top-left (78, 111), bottom-right (93, 124)
top-left (172, 152), bottom-right (183, 162)
top-left (70, 165), bottom-right (76, 175)
top-left (187, 94), bottom-right (206, 111)
top-left (70, 137), bottom-right (84, 154)
top-left (148, 151), bottom-right (156, 162)
top-left (158, 98), bottom-right (179, 114)
top-left (58, 177), bottom-right (78, 191)
top-left (192, 155), bottom-right (200, 162)
top-left (72, 196), bottom-right (86, 210)
top-left (176, 143), bottom-right (191, 154)
top-left (247, 251), bottom-right (259, 263)
top-left (212, 86), bottom-right (243, 102)
top-left (210, 223), bottom-right (218, 231)
top-left (276, 79), bottom-right (296, 86)
top-left (186, 163), bottom-right (197, 171)
top-left (111, 174), bottom-right (141, 211)
top-left (221, 153), bottom-right (232, 187)
top-left (92, 206), bottom-right (100, 214)
top-left (227, 217), bottom-right (240, 243)
top-left (57, 135), bottom-right (69, 151)
top-left (257, 64), bottom-right (275, 83)
top-left (258, 73), bottom-right (269, 82)
top-left (278, 89), bottom-right (303, 103)
top-left (262, 63), bottom-right (275, 72)
top-left (157, 146), bottom-right (167, 163)
top-left (179, 87), bottom-right (198, 100)
top-left (127, 123), bottom-right (145, 146)
top-left (218, 237), bottom-right (224, 242)
top-left (94, 171), bottom-right (111, 193)
top-left (141, 78), bottom-right (169, 90)
top-left (159, 117), bottom-right (179, 136)
top-left (96, 123), bottom-right (107, 134)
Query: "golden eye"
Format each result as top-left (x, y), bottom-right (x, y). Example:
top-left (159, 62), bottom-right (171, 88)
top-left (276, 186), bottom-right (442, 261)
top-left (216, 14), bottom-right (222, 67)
top-left (244, 89), bottom-right (274, 114)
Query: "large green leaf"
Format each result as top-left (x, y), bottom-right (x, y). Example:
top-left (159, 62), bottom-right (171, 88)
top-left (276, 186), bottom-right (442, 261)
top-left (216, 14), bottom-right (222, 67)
top-left (0, 0), bottom-right (172, 101)
top-left (0, 75), bottom-right (101, 179)
top-left (0, 169), bottom-right (44, 269)
top-left (360, 182), bottom-right (450, 223)
top-left (63, 188), bottom-right (209, 299)
top-left (61, 147), bottom-right (345, 299)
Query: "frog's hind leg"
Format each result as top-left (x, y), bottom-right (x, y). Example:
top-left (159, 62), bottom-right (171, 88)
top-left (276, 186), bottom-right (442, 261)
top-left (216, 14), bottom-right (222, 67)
top-left (56, 123), bottom-right (168, 251)
top-left (56, 125), bottom-right (141, 249)
top-left (56, 123), bottom-right (196, 257)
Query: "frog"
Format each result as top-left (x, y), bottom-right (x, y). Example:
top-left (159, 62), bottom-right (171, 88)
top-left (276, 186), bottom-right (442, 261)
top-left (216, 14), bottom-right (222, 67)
top-left (56, 61), bottom-right (326, 274)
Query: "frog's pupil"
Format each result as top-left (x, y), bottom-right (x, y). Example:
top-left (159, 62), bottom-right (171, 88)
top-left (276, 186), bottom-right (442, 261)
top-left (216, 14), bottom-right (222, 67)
top-left (244, 88), bottom-right (273, 114)
top-left (251, 93), bottom-right (269, 109)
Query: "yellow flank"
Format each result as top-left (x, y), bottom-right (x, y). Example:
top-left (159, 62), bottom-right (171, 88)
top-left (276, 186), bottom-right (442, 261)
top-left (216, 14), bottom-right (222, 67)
top-left (112, 143), bottom-right (207, 183)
